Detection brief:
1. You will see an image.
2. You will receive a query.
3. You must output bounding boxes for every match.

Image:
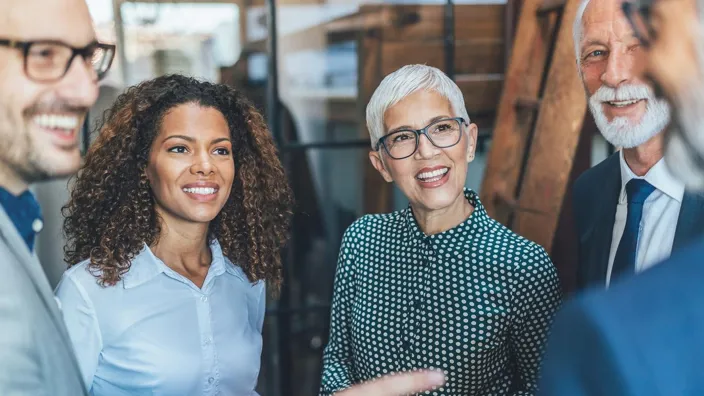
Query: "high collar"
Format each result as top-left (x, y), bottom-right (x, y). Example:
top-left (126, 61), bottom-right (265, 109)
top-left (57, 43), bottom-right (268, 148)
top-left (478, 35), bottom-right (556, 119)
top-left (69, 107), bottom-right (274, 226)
top-left (403, 188), bottom-right (486, 243)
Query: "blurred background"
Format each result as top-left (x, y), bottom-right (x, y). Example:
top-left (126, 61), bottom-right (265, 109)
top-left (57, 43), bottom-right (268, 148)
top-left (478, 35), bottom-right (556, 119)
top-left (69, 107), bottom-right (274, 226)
top-left (33, 0), bottom-right (610, 394)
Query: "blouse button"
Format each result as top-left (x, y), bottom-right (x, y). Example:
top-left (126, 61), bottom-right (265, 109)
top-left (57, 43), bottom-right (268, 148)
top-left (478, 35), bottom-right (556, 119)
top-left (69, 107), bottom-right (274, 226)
top-left (208, 377), bottom-right (215, 384)
top-left (201, 296), bottom-right (208, 303)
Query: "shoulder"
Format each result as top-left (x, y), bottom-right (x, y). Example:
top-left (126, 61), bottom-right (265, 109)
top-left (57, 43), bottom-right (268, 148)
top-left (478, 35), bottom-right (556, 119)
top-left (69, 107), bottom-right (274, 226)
top-left (482, 214), bottom-right (553, 268)
top-left (222, 255), bottom-right (266, 291)
top-left (55, 259), bottom-right (106, 301)
top-left (342, 211), bottom-right (406, 243)
top-left (574, 153), bottom-right (619, 198)
top-left (564, 238), bottom-right (704, 341)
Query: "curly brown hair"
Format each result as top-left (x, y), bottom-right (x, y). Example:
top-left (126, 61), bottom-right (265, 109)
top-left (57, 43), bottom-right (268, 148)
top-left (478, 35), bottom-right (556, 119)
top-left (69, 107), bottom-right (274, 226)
top-left (63, 74), bottom-right (293, 292)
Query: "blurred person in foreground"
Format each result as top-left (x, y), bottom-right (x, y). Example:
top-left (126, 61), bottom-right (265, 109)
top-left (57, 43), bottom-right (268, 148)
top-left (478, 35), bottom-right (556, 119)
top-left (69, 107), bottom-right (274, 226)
top-left (540, 0), bottom-right (704, 393)
top-left (320, 64), bottom-right (561, 395)
top-left (0, 0), bottom-right (114, 393)
top-left (572, 0), bottom-right (704, 293)
top-left (56, 74), bottom-right (292, 395)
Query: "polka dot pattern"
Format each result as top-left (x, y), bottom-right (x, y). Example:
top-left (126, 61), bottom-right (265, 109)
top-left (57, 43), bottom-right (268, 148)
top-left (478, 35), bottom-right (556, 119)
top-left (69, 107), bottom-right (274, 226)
top-left (320, 189), bottom-right (561, 395)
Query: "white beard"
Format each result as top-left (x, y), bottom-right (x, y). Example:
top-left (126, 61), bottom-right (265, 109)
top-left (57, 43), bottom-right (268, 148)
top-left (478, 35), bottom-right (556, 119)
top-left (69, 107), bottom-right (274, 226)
top-left (589, 84), bottom-right (671, 148)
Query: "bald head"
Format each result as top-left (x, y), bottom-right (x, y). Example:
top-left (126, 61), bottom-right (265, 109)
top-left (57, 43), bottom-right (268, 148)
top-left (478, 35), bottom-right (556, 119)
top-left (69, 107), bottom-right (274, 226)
top-left (0, 0), bottom-right (99, 193)
top-left (0, 0), bottom-right (94, 43)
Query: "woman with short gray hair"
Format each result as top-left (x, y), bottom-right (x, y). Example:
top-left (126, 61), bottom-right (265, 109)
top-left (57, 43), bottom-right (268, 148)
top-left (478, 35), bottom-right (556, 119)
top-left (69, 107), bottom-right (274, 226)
top-left (320, 64), bottom-right (561, 395)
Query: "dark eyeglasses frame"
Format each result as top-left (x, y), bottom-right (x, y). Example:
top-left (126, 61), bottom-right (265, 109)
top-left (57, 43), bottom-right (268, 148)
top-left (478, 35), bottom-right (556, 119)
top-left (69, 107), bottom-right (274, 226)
top-left (0, 39), bottom-right (116, 83)
top-left (622, 1), bottom-right (655, 47)
top-left (375, 117), bottom-right (467, 160)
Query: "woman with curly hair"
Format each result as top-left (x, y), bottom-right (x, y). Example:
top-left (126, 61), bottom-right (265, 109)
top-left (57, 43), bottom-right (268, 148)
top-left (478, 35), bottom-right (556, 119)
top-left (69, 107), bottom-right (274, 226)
top-left (55, 74), bottom-right (292, 395)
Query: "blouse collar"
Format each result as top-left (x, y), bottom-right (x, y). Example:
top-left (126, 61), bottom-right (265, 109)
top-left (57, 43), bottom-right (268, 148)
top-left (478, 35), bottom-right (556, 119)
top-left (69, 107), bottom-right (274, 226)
top-left (403, 188), bottom-right (487, 243)
top-left (122, 239), bottom-right (244, 289)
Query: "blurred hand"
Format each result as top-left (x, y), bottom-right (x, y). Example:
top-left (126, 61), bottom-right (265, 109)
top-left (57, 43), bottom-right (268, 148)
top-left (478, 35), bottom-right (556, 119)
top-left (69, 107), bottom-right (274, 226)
top-left (335, 370), bottom-right (445, 396)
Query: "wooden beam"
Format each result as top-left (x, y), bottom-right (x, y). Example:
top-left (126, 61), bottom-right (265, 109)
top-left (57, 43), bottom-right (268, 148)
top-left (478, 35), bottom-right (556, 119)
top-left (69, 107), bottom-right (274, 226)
top-left (479, 0), bottom-right (559, 223)
top-left (511, 0), bottom-right (587, 252)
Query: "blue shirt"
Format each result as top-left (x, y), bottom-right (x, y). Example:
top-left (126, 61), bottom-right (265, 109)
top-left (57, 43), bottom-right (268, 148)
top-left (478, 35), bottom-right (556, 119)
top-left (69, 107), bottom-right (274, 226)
top-left (55, 240), bottom-right (265, 396)
top-left (0, 187), bottom-right (43, 252)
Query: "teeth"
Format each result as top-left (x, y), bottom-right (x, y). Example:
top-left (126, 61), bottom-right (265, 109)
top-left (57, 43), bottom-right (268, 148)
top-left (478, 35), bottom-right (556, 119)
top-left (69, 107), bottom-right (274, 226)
top-left (608, 99), bottom-right (640, 107)
top-left (183, 187), bottom-right (217, 195)
top-left (416, 167), bottom-right (449, 181)
top-left (33, 114), bottom-right (80, 130)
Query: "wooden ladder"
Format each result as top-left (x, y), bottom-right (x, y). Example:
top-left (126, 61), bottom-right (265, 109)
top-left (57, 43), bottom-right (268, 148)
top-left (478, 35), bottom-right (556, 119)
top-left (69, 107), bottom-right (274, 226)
top-left (480, 0), bottom-right (587, 253)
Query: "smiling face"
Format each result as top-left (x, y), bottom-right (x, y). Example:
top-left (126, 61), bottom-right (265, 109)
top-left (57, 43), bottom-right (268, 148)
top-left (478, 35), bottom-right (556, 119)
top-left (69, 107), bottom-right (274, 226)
top-left (644, 0), bottom-right (704, 189)
top-left (146, 103), bottom-right (235, 226)
top-left (368, 90), bottom-right (478, 213)
top-left (578, 0), bottom-right (670, 148)
top-left (0, 0), bottom-right (99, 193)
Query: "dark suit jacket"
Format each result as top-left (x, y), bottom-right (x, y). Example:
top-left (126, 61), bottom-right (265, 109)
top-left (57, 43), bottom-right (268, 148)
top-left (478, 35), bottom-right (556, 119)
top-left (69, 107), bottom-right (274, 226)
top-left (573, 153), bottom-right (704, 291)
top-left (539, 237), bottom-right (704, 396)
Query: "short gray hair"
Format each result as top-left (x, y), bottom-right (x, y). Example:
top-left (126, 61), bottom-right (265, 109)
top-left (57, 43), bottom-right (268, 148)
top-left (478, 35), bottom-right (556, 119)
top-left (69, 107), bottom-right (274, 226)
top-left (573, 0), bottom-right (592, 70)
top-left (365, 64), bottom-right (470, 149)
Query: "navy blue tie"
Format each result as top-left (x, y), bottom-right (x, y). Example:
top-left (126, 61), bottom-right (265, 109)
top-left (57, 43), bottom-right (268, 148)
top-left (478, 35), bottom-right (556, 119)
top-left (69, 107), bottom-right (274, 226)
top-left (611, 179), bottom-right (656, 281)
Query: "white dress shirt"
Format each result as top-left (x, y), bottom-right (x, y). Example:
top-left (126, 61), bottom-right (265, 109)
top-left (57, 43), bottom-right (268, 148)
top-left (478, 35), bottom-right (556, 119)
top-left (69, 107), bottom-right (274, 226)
top-left (606, 151), bottom-right (684, 287)
top-left (55, 240), bottom-right (265, 396)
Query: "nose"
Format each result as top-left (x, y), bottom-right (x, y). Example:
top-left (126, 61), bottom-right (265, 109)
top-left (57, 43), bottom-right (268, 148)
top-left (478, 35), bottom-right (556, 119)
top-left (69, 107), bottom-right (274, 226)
top-left (55, 55), bottom-right (99, 109)
top-left (414, 132), bottom-right (440, 159)
top-left (190, 151), bottom-right (215, 175)
top-left (601, 47), bottom-right (635, 88)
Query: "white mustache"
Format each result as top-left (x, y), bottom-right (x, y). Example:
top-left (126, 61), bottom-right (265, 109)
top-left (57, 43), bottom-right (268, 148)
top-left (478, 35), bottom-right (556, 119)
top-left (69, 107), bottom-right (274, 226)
top-left (591, 84), bottom-right (654, 102)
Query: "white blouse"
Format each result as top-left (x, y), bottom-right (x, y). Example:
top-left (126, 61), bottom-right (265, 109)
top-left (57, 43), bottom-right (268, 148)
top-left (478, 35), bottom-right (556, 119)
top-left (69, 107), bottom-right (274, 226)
top-left (55, 241), bottom-right (265, 396)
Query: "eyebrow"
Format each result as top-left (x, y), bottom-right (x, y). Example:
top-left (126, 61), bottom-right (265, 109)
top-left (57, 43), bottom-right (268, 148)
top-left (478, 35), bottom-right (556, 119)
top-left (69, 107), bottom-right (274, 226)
top-left (389, 115), bottom-right (451, 133)
top-left (163, 135), bottom-right (232, 145)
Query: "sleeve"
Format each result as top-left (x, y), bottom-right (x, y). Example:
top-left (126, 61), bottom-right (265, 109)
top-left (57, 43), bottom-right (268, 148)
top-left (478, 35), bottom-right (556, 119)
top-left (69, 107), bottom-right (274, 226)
top-left (538, 298), bottom-right (637, 396)
top-left (319, 226), bottom-right (358, 395)
top-left (54, 273), bottom-right (103, 391)
top-left (509, 246), bottom-right (562, 395)
top-left (0, 267), bottom-right (44, 395)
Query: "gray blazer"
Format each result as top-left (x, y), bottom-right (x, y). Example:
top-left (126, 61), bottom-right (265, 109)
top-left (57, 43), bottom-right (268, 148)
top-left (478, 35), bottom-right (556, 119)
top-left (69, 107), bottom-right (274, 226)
top-left (0, 206), bottom-right (86, 395)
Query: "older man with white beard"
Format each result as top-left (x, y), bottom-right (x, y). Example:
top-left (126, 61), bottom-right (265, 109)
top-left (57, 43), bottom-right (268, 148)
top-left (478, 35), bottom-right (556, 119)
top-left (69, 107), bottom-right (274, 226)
top-left (571, 0), bottom-right (704, 292)
top-left (538, 0), bottom-right (704, 393)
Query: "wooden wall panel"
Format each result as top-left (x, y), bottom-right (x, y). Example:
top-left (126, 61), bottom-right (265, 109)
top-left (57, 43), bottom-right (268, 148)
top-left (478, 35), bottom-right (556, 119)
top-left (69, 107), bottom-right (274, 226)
top-left (458, 79), bottom-right (504, 114)
top-left (381, 5), bottom-right (505, 42)
top-left (380, 39), bottom-right (505, 76)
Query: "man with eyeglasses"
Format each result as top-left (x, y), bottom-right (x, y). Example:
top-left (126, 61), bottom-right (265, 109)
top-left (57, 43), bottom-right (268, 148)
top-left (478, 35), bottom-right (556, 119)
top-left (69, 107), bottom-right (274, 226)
top-left (571, 0), bottom-right (704, 294)
top-left (0, 0), bottom-right (114, 394)
top-left (539, 0), bottom-right (704, 393)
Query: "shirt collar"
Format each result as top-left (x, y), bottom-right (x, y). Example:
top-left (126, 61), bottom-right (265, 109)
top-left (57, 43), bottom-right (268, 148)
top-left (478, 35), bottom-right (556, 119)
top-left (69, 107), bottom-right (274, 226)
top-left (0, 187), bottom-right (43, 252)
top-left (618, 150), bottom-right (685, 203)
top-left (122, 239), bottom-right (241, 289)
top-left (404, 188), bottom-right (485, 242)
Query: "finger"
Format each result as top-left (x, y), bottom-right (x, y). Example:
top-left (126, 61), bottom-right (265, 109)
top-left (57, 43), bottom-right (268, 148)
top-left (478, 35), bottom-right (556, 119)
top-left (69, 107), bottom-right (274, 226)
top-left (336, 370), bottom-right (446, 396)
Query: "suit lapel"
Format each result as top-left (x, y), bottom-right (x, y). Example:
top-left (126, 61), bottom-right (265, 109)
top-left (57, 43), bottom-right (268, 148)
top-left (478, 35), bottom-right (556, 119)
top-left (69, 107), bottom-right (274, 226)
top-left (0, 206), bottom-right (77, 361)
top-left (674, 191), bottom-right (704, 250)
top-left (586, 154), bottom-right (622, 287)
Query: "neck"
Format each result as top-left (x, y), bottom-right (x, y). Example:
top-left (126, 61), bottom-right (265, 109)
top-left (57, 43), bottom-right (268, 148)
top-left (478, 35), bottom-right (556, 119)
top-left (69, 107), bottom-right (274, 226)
top-left (150, 214), bottom-right (212, 285)
top-left (0, 162), bottom-right (29, 195)
top-left (412, 192), bottom-right (474, 235)
top-left (622, 133), bottom-right (664, 177)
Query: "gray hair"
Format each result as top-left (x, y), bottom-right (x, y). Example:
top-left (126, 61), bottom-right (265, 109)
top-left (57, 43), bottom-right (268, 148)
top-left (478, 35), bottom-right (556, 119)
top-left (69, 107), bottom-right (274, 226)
top-left (365, 64), bottom-right (471, 149)
top-left (573, 0), bottom-right (592, 71)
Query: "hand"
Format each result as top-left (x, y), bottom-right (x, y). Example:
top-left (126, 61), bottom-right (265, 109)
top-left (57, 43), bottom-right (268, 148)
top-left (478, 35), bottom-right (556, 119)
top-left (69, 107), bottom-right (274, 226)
top-left (335, 370), bottom-right (445, 396)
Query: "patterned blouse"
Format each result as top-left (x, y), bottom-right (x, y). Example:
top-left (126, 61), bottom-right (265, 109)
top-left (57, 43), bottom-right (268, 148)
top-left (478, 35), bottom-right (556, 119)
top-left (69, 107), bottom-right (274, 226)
top-left (320, 189), bottom-right (561, 395)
